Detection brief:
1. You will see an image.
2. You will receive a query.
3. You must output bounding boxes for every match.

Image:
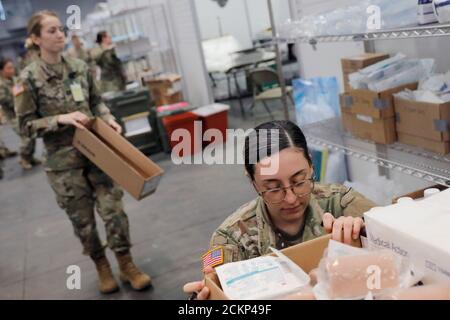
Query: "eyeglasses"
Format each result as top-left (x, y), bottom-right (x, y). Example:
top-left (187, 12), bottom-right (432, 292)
top-left (258, 177), bottom-right (315, 204)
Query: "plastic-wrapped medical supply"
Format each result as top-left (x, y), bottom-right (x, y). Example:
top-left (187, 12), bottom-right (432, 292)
top-left (278, 0), bottom-right (417, 39)
top-left (418, 0), bottom-right (438, 25)
top-left (293, 77), bottom-right (339, 126)
top-left (394, 70), bottom-right (450, 103)
top-left (348, 54), bottom-right (434, 92)
top-left (215, 256), bottom-right (310, 300)
top-left (433, 0), bottom-right (450, 23)
top-left (313, 240), bottom-right (418, 300)
top-left (368, 59), bottom-right (435, 92)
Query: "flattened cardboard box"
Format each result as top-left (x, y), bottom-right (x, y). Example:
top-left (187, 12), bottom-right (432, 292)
top-left (394, 96), bottom-right (450, 144)
top-left (205, 235), bottom-right (362, 300)
top-left (343, 83), bottom-right (418, 119)
top-left (73, 118), bottom-right (164, 200)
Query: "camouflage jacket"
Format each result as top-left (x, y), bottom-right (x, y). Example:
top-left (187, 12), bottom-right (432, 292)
top-left (209, 183), bottom-right (376, 264)
top-left (90, 45), bottom-right (125, 83)
top-left (14, 56), bottom-right (114, 171)
top-left (0, 75), bottom-right (15, 120)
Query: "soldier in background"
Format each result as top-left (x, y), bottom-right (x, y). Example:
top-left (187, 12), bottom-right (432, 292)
top-left (15, 10), bottom-right (151, 293)
top-left (183, 120), bottom-right (376, 300)
top-left (90, 31), bottom-right (126, 94)
top-left (0, 57), bottom-right (40, 170)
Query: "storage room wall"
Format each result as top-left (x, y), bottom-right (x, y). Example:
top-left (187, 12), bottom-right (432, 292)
top-left (194, 0), bottom-right (291, 49)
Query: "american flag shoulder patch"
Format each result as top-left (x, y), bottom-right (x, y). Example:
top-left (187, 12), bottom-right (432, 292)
top-left (12, 84), bottom-right (24, 97)
top-left (202, 246), bottom-right (224, 271)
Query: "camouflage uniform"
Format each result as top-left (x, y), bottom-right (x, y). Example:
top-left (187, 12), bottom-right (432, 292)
top-left (90, 45), bottom-right (126, 94)
top-left (209, 183), bottom-right (376, 264)
top-left (0, 75), bottom-right (36, 162)
top-left (14, 56), bottom-right (131, 259)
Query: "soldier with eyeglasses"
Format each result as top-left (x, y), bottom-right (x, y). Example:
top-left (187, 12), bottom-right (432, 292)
top-left (183, 120), bottom-right (376, 300)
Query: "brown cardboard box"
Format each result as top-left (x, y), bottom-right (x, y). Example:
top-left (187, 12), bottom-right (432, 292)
top-left (341, 112), bottom-right (396, 144)
top-left (73, 118), bottom-right (164, 200)
top-left (341, 53), bottom-right (390, 70)
top-left (345, 83), bottom-right (418, 119)
top-left (146, 73), bottom-right (183, 106)
top-left (153, 91), bottom-right (183, 106)
top-left (340, 93), bottom-right (396, 144)
top-left (394, 96), bottom-right (450, 154)
top-left (397, 132), bottom-right (450, 154)
top-left (205, 235), bottom-right (362, 300)
top-left (341, 53), bottom-right (389, 92)
top-left (392, 185), bottom-right (448, 204)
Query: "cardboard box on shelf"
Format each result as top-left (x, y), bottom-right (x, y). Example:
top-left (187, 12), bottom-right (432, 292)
top-left (341, 53), bottom-right (390, 70)
top-left (341, 53), bottom-right (389, 92)
top-left (397, 132), bottom-right (450, 154)
top-left (205, 235), bottom-right (362, 300)
top-left (394, 96), bottom-right (450, 154)
top-left (392, 185), bottom-right (448, 204)
top-left (145, 73), bottom-right (183, 106)
top-left (340, 93), bottom-right (396, 144)
top-left (73, 118), bottom-right (164, 200)
top-left (340, 112), bottom-right (396, 144)
top-left (365, 189), bottom-right (450, 285)
top-left (344, 83), bottom-right (418, 119)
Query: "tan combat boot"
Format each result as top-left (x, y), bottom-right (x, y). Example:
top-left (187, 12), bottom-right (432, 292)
top-left (19, 158), bottom-right (32, 170)
top-left (93, 256), bottom-right (120, 294)
top-left (116, 251), bottom-right (152, 290)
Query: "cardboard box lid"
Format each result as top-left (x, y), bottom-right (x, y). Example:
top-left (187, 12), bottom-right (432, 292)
top-left (394, 96), bottom-right (450, 141)
top-left (146, 73), bottom-right (181, 85)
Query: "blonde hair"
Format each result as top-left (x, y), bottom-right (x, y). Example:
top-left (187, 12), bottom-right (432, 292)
top-left (26, 10), bottom-right (60, 51)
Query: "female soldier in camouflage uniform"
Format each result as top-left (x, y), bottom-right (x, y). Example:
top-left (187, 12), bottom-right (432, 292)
top-left (14, 11), bottom-right (151, 294)
top-left (0, 57), bottom-right (40, 170)
top-left (184, 120), bottom-right (377, 299)
top-left (90, 31), bottom-right (126, 94)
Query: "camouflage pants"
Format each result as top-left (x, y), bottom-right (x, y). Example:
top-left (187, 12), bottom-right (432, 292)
top-left (0, 119), bottom-right (36, 161)
top-left (46, 165), bottom-right (131, 259)
top-left (12, 121), bottom-right (36, 161)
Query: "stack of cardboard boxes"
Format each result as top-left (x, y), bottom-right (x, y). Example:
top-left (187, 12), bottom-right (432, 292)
top-left (145, 73), bottom-right (183, 106)
top-left (340, 53), bottom-right (418, 144)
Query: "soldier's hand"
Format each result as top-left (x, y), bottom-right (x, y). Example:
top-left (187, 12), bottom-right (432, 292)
top-left (57, 111), bottom-right (90, 130)
top-left (322, 212), bottom-right (364, 245)
top-left (182, 266), bottom-right (214, 300)
top-left (108, 119), bottom-right (122, 134)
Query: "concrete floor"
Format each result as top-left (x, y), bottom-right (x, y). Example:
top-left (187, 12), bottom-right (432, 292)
top-left (0, 97), bottom-right (295, 300)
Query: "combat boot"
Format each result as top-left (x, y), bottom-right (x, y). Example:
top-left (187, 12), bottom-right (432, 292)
top-left (0, 148), bottom-right (17, 158)
top-left (19, 159), bottom-right (32, 170)
top-left (30, 157), bottom-right (42, 166)
top-left (115, 251), bottom-right (151, 290)
top-left (92, 255), bottom-right (119, 294)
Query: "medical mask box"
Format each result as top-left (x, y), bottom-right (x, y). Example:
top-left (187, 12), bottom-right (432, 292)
top-left (365, 189), bottom-right (450, 285)
top-left (73, 118), bottom-right (164, 200)
top-left (345, 83), bottom-right (418, 119)
top-left (341, 53), bottom-right (389, 92)
top-left (394, 96), bottom-right (450, 154)
top-left (205, 235), bottom-right (362, 300)
top-left (392, 185), bottom-right (448, 204)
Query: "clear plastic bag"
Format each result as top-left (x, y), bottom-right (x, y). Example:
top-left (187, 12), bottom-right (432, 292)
top-left (313, 240), bottom-right (419, 300)
top-left (293, 77), bottom-right (339, 126)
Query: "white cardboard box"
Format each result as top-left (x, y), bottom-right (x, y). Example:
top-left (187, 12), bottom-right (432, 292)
top-left (364, 189), bottom-right (450, 284)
